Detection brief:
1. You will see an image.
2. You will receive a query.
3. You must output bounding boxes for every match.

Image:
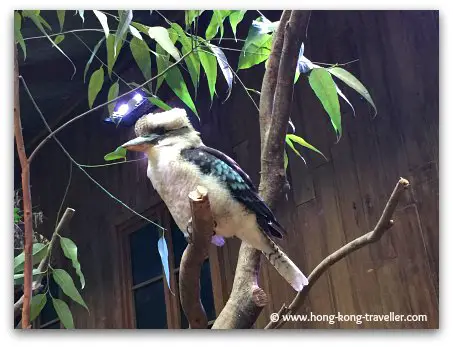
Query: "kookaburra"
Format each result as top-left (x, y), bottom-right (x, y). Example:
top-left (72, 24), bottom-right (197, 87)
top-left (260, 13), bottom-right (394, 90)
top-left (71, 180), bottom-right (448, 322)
top-left (121, 108), bottom-right (308, 291)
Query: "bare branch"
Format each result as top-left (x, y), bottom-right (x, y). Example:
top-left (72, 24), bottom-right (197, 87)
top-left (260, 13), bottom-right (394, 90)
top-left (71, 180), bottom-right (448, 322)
top-left (213, 11), bottom-right (311, 330)
top-left (14, 208), bottom-right (76, 319)
top-left (179, 186), bottom-right (214, 329)
top-left (265, 178), bottom-right (410, 329)
top-left (14, 44), bottom-right (33, 329)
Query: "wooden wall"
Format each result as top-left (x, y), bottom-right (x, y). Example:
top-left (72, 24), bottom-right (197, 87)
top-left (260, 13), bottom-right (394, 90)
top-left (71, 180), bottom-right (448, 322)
top-left (213, 10), bottom-right (439, 328)
top-left (26, 10), bottom-right (438, 329)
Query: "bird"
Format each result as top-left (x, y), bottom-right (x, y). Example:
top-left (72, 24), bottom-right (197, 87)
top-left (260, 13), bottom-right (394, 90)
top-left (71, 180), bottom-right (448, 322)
top-left (121, 108), bottom-right (308, 291)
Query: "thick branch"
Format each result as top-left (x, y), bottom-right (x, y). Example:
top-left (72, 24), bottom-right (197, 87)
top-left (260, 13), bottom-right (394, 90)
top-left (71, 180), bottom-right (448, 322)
top-left (179, 186), bottom-right (214, 329)
top-left (265, 178), bottom-right (410, 329)
top-left (213, 11), bottom-right (311, 330)
top-left (14, 44), bottom-right (33, 329)
top-left (14, 208), bottom-right (76, 319)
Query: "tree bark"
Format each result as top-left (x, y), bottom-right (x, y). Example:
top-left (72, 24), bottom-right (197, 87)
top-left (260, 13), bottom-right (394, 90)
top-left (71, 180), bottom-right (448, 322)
top-left (14, 44), bottom-right (34, 329)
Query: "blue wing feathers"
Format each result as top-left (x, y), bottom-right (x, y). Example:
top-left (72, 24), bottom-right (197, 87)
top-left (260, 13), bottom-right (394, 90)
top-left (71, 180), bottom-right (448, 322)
top-left (181, 146), bottom-right (285, 238)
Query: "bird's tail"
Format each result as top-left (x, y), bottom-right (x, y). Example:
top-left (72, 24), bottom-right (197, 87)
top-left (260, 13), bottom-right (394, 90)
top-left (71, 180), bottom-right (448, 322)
top-left (261, 236), bottom-right (308, 292)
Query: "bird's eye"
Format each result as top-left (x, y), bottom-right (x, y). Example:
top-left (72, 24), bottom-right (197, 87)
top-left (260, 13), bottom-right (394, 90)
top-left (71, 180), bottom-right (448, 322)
top-left (153, 127), bottom-right (166, 135)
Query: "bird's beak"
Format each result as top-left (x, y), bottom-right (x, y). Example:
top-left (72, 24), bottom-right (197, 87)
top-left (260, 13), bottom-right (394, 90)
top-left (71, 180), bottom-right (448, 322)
top-left (121, 134), bottom-right (161, 152)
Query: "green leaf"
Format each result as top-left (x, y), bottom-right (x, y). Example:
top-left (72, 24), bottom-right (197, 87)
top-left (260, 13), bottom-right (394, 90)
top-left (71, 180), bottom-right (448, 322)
top-left (106, 34), bottom-right (124, 78)
top-left (148, 26), bottom-right (180, 61)
top-left (107, 82), bottom-right (119, 115)
top-left (157, 235), bottom-right (172, 293)
top-left (198, 47), bottom-right (217, 102)
top-left (52, 269), bottom-right (88, 310)
top-left (238, 33), bottom-right (272, 70)
top-left (30, 294), bottom-right (47, 322)
top-left (285, 135), bottom-right (305, 163)
top-left (115, 10), bottom-right (133, 57)
top-left (155, 43), bottom-right (170, 93)
top-left (56, 10), bottom-right (65, 31)
top-left (130, 37), bottom-right (152, 83)
top-left (309, 68), bottom-right (342, 138)
top-left (165, 65), bottom-right (198, 117)
top-left (205, 10), bottom-right (232, 40)
top-left (60, 237), bottom-right (85, 289)
top-left (209, 44), bottom-right (233, 100)
top-left (54, 34), bottom-right (65, 45)
top-left (93, 10), bottom-right (109, 39)
top-left (328, 66), bottom-right (377, 117)
top-left (287, 133), bottom-right (327, 160)
top-left (88, 67), bottom-right (104, 108)
top-left (170, 23), bottom-right (200, 91)
top-left (147, 97), bottom-right (172, 111)
top-left (129, 25), bottom-right (143, 40)
top-left (14, 269), bottom-right (44, 285)
top-left (185, 10), bottom-right (204, 28)
top-left (23, 10), bottom-right (76, 78)
top-left (52, 298), bottom-right (74, 329)
top-left (284, 150), bottom-right (289, 170)
top-left (14, 243), bottom-right (48, 273)
top-left (335, 83), bottom-right (356, 118)
top-left (83, 37), bottom-right (105, 83)
top-left (104, 146), bottom-right (127, 161)
top-left (14, 12), bottom-right (26, 59)
top-left (14, 207), bottom-right (21, 223)
top-left (229, 10), bottom-right (246, 40)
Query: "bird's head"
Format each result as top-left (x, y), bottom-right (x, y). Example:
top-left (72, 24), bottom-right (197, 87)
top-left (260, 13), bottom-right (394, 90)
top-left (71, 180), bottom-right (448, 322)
top-left (121, 108), bottom-right (201, 153)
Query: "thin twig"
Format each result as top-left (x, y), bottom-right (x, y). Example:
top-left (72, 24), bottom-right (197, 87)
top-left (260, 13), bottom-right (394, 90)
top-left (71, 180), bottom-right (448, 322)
top-left (265, 178), bottom-right (410, 329)
top-left (14, 44), bottom-right (33, 329)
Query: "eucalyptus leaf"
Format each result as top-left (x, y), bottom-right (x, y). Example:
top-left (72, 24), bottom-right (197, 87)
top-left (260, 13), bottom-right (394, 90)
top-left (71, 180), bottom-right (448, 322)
top-left (88, 67), bottom-right (104, 108)
top-left (52, 298), bottom-right (74, 329)
top-left (238, 32), bottom-right (272, 70)
top-left (285, 135), bottom-right (305, 163)
top-left (83, 37), bottom-right (105, 82)
top-left (129, 25), bottom-right (143, 40)
top-left (164, 65), bottom-right (198, 117)
top-left (115, 10), bottom-right (133, 57)
top-left (155, 43), bottom-right (170, 93)
top-left (106, 82), bottom-right (119, 115)
top-left (148, 26), bottom-right (180, 61)
top-left (328, 66), bottom-right (377, 117)
top-left (14, 11), bottom-right (26, 59)
top-left (229, 10), bottom-right (246, 41)
top-left (308, 68), bottom-right (342, 139)
top-left (287, 133), bottom-right (327, 160)
top-left (14, 269), bottom-right (44, 285)
top-left (157, 235), bottom-right (172, 294)
top-left (185, 10), bottom-right (204, 28)
top-left (104, 147), bottom-right (127, 161)
top-left (335, 83), bottom-right (356, 118)
top-left (30, 294), bottom-right (47, 322)
top-left (54, 34), bottom-right (65, 45)
top-left (14, 243), bottom-right (48, 273)
top-left (147, 97), bottom-right (172, 111)
top-left (198, 47), bottom-right (217, 102)
top-left (56, 10), bottom-right (65, 30)
top-left (284, 150), bottom-right (289, 170)
top-left (209, 44), bottom-right (233, 101)
top-left (78, 10), bottom-right (84, 23)
top-left (14, 207), bottom-right (21, 223)
top-left (205, 10), bottom-right (232, 40)
top-left (106, 34), bottom-right (124, 78)
top-left (52, 269), bottom-right (88, 310)
top-left (130, 37), bottom-right (152, 83)
top-left (93, 10), bottom-right (109, 39)
top-left (60, 236), bottom-right (86, 289)
top-left (170, 23), bottom-right (200, 91)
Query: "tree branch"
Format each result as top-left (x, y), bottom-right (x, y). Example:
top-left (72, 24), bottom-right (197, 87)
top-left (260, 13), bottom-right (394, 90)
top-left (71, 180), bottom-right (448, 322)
top-left (14, 208), bottom-right (76, 319)
top-left (265, 178), bottom-right (410, 329)
top-left (213, 11), bottom-right (311, 329)
top-left (14, 44), bottom-right (33, 329)
top-left (179, 186), bottom-right (214, 329)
